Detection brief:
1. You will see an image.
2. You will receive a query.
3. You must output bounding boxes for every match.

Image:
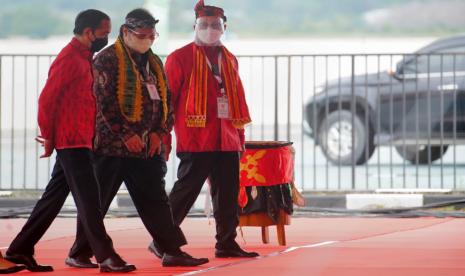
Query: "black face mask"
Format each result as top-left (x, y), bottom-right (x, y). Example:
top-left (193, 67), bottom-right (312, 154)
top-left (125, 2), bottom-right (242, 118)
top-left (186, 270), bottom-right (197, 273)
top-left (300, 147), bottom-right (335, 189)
top-left (90, 35), bottom-right (108, 52)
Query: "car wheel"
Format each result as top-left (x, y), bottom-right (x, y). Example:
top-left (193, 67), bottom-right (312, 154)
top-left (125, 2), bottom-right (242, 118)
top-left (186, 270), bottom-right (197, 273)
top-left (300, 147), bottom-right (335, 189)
top-left (318, 110), bottom-right (374, 165)
top-left (395, 145), bottom-right (448, 164)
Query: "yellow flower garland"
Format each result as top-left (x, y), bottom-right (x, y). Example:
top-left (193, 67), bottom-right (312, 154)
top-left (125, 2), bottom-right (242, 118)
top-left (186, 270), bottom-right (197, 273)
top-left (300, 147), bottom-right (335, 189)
top-left (114, 38), bottom-right (168, 124)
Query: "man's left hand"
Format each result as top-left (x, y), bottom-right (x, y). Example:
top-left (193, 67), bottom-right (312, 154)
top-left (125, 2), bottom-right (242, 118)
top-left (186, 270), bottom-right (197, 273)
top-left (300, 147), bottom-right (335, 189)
top-left (36, 136), bottom-right (54, 158)
top-left (239, 145), bottom-right (246, 159)
top-left (148, 132), bottom-right (161, 157)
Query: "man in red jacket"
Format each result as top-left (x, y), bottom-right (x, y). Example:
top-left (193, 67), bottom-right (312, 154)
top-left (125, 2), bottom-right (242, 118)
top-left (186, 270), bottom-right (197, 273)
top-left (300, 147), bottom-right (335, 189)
top-left (4, 10), bottom-right (135, 273)
top-left (149, 0), bottom-right (259, 258)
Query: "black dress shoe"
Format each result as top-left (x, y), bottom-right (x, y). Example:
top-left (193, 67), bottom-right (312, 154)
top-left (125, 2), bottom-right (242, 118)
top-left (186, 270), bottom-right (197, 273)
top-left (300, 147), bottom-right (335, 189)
top-left (99, 255), bottom-right (136, 273)
top-left (215, 247), bottom-right (259, 258)
top-left (4, 253), bottom-right (53, 272)
top-left (65, 257), bottom-right (98, 269)
top-left (0, 265), bottom-right (26, 274)
top-left (162, 251), bottom-right (209, 267)
top-left (147, 241), bottom-right (164, 259)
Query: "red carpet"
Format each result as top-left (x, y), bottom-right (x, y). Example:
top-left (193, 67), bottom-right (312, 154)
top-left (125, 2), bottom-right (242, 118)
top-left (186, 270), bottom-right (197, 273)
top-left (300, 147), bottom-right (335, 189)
top-left (1, 217), bottom-right (464, 275)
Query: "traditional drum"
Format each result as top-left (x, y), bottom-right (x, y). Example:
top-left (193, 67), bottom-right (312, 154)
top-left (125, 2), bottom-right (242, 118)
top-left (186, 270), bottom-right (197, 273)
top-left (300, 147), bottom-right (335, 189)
top-left (238, 141), bottom-right (302, 245)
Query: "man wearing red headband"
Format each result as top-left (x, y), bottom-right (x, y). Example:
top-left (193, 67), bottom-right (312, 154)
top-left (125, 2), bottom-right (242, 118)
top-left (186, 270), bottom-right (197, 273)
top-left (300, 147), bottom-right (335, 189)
top-left (149, 0), bottom-right (258, 258)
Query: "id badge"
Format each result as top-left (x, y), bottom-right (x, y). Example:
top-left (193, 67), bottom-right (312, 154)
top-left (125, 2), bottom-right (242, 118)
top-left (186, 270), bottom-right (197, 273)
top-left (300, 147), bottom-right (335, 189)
top-left (146, 83), bottom-right (160, 100)
top-left (217, 96), bottom-right (229, 119)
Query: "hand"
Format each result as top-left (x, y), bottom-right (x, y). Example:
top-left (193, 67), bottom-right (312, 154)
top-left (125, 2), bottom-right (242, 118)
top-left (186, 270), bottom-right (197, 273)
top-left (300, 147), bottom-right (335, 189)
top-left (35, 136), bottom-right (54, 158)
top-left (148, 133), bottom-right (161, 157)
top-left (164, 143), bottom-right (172, 161)
top-left (161, 134), bottom-right (172, 161)
top-left (239, 145), bottom-right (246, 159)
top-left (124, 135), bottom-right (144, 153)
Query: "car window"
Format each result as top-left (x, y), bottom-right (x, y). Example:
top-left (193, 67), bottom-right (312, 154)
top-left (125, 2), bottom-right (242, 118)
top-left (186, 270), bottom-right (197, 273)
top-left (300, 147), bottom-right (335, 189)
top-left (403, 55), bottom-right (441, 74)
top-left (403, 46), bottom-right (465, 74)
top-left (438, 46), bottom-right (465, 72)
top-left (439, 46), bottom-right (465, 54)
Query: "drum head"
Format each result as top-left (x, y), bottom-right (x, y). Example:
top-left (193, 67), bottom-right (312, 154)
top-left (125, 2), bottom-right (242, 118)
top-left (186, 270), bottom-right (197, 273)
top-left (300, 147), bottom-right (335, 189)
top-left (245, 141), bottom-right (293, 149)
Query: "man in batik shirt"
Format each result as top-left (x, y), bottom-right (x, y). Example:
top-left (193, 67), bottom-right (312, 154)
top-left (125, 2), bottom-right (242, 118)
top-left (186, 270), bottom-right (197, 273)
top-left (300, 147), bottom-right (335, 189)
top-left (67, 8), bottom-right (208, 268)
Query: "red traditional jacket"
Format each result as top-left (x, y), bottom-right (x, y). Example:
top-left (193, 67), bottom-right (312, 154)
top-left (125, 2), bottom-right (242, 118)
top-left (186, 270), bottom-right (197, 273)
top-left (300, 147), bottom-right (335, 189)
top-left (165, 42), bottom-right (245, 153)
top-left (38, 38), bottom-right (96, 150)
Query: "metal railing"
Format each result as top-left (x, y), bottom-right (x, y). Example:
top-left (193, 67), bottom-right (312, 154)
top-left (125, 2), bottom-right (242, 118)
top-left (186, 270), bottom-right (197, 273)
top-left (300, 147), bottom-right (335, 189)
top-left (1, 53), bottom-right (464, 191)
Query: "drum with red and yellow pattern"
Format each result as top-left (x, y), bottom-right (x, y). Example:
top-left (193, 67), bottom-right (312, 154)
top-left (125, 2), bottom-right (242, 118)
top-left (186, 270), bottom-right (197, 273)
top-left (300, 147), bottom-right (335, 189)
top-left (238, 141), bottom-right (294, 222)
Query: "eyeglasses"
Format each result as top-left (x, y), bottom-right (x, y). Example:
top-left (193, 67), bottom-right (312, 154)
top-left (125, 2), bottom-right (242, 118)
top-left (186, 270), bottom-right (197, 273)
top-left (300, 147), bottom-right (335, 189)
top-left (196, 22), bottom-right (224, 31)
top-left (128, 28), bottom-right (159, 40)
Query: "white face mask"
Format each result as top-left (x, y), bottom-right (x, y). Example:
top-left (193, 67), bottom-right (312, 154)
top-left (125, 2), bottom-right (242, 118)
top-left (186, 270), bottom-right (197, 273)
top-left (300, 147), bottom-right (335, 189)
top-left (194, 17), bottom-right (225, 46)
top-left (196, 28), bottom-right (223, 45)
top-left (124, 32), bottom-right (154, 54)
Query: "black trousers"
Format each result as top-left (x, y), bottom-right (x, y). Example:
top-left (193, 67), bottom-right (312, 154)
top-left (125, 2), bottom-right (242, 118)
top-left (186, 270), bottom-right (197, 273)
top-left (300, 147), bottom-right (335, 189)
top-left (169, 152), bottom-right (240, 249)
top-left (7, 149), bottom-right (116, 262)
top-left (68, 154), bottom-right (187, 259)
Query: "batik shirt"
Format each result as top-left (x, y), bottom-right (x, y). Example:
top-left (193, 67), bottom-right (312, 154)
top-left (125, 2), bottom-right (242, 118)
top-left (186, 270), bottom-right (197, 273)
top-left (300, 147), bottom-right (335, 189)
top-left (92, 44), bottom-right (173, 159)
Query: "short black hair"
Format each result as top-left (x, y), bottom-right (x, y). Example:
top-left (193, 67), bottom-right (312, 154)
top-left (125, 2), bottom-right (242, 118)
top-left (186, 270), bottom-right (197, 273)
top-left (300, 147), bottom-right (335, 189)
top-left (125, 8), bottom-right (158, 25)
top-left (73, 9), bottom-right (110, 35)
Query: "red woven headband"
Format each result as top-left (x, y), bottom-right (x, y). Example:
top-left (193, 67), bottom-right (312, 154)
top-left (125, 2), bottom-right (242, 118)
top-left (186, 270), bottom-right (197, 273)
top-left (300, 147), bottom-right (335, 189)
top-left (194, 0), bottom-right (227, 22)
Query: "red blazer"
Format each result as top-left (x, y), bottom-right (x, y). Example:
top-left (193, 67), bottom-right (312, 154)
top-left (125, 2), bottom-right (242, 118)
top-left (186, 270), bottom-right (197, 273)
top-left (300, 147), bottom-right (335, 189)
top-left (165, 42), bottom-right (245, 153)
top-left (38, 38), bottom-right (96, 150)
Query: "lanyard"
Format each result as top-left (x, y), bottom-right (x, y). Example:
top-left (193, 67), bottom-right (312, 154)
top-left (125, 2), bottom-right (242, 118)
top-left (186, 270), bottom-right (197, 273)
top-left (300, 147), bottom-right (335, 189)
top-left (144, 62), bottom-right (152, 82)
top-left (142, 61), bottom-right (158, 86)
top-left (205, 52), bottom-right (225, 95)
